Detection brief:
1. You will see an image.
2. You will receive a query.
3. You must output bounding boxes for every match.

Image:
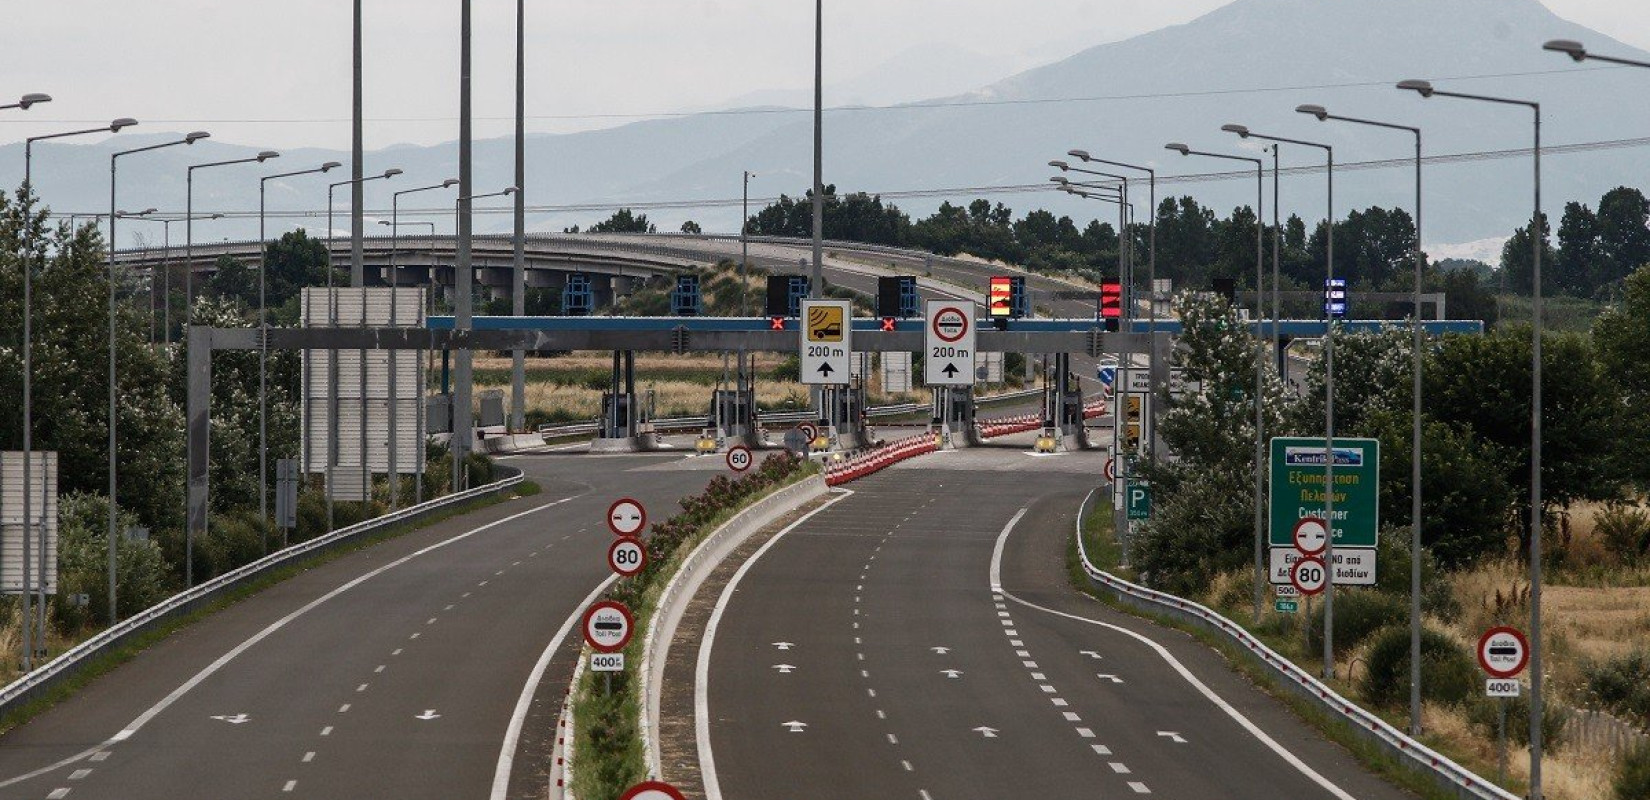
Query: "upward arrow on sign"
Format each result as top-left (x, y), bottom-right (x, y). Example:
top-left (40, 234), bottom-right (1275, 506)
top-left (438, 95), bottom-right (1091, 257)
top-left (941, 363), bottom-right (960, 378)
top-left (816, 363), bottom-right (834, 376)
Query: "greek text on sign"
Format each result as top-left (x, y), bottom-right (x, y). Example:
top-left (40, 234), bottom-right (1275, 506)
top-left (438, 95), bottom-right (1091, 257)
top-left (1269, 546), bottom-right (1377, 586)
top-left (1477, 627), bottom-right (1530, 679)
top-left (1269, 437), bottom-right (1381, 550)
top-left (583, 601), bottom-right (634, 653)
top-left (924, 300), bottom-right (977, 386)
top-left (799, 299), bottom-right (852, 385)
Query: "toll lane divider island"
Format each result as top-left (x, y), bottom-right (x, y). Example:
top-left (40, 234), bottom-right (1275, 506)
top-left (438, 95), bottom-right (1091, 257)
top-left (1073, 490), bottom-right (1518, 800)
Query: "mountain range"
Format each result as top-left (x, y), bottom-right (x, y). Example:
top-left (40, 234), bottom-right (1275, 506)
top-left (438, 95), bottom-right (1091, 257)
top-left (3, 0), bottom-right (1647, 263)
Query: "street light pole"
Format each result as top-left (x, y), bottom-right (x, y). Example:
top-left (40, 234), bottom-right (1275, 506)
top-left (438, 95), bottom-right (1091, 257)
top-left (741, 170), bottom-right (757, 390)
top-left (1297, 102), bottom-right (1427, 736)
top-left (510, 0), bottom-right (528, 433)
top-left (1165, 144), bottom-right (1265, 624)
top-left (111, 131), bottom-right (209, 618)
top-left (1399, 77), bottom-right (1544, 798)
top-left (1223, 124), bottom-right (1335, 678)
top-left (390, 180), bottom-right (458, 510)
top-left (258, 162), bottom-right (340, 551)
top-left (21, 117), bottom-right (137, 668)
top-left (454, 187), bottom-right (518, 491)
top-left (810, 0), bottom-right (824, 297)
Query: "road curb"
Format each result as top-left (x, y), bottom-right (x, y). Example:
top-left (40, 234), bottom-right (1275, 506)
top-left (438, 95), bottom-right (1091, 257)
top-left (1073, 490), bottom-right (1518, 800)
top-left (639, 474), bottom-right (829, 779)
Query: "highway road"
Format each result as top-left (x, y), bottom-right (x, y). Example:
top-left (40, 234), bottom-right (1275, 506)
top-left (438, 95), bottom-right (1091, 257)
top-left (695, 445), bottom-right (1413, 800)
top-left (0, 450), bottom-right (732, 800)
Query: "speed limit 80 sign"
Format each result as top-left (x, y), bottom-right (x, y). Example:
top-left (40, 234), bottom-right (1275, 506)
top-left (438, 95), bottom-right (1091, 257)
top-left (608, 536), bottom-right (646, 578)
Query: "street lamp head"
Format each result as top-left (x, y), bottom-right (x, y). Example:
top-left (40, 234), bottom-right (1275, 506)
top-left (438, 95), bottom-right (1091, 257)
top-left (256, 150), bottom-right (280, 162)
top-left (1048, 176), bottom-right (1070, 185)
top-left (1220, 124), bottom-right (1250, 138)
top-left (321, 161), bottom-right (342, 172)
top-left (1543, 39), bottom-right (1587, 61)
top-left (379, 220), bottom-right (391, 226)
top-left (1296, 104), bottom-right (1329, 120)
top-left (109, 117), bottom-right (139, 132)
top-left (442, 178), bottom-right (459, 187)
top-left (383, 168), bottom-right (403, 178)
top-left (1164, 142), bottom-right (1191, 156)
top-left (1396, 79), bottom-right (1434, 97)
top-left (502, 186), bottom-right (519, 195)
top-left (19, 93), bottom-right (52, 109)
top-left (185, 131), bottom-right (211, 144)
top-left (1048, 160), bottom-right (1070, 170)
top-left (1067, 149), bottom-right (1092, 161)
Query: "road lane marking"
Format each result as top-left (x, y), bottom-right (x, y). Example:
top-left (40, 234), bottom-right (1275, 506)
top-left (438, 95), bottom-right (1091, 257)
top-left (1052, 698), bottom-right (1068, 707)
top-left (1092, 744), bottom-right (1112, 755)
top-left (990, 505), bottom-right (1359, 800)
top-left (87, 754), bottom-right (108, 764)
top-left (356, 683), bottom-right (368, 692)
top-left (302, 752), bottom-right (315, 763)
top-left (283, 780), bottom-right (296, 792)
top-left (1062, 712), bottom-right (1082, 722)
top-left (338, 704), bottom-right (350, 713)
top-left (320, 726), bottom-right (333, 736)
top-left (375, 665), bottom-right (386, 673)
top-left (68, 770), bottom-right (90, 780)
top-left (0, 494), bottom-right (586, 790)
top-left (1110, 763), bottom-right (1131, 773)
top-left (887, 733), bottom-right (898, 745)
top-left (1129, 782), bottom-right (1152, 794)
top-left (694, 487), bottom-right (853, 800)
top-left (46, 789), bottom-right (68, 799)
top-left (392, 648), bottom-right (403, 656)
top-left (1076, 728), bottom-right (1095, 738)
top-left (902, 760), bottom-right (913, 771)
top-left (876, 710), bottom-right (886, 719)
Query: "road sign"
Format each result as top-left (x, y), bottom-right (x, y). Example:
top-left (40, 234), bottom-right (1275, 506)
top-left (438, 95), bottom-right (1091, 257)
top-left (1292, 516), bottom-right (1328, 556)
top-left (725, 445), bottom-right (753, 472)
top-left (619, 781), bottom-right (687, 800)
top-left (1268, 546), bottom-right (1376, 586)
top-left (1486, 679), bottom-right (1521, 697)
top-left (1098, 366), bottom-right (1117, 386)
top-left (607, 498), bottom-right (648, 537)
top-left (591, 652), bottom-right (626, 672)
top-left (583, 601), bottom-right (634, 653)
top-left (798, 423), bottom-right (818, 442)
top-left (782, 428), bottom-right (808, 453)
top-left (799, 299), bottom-right (852, 385)
top-left (1126, 481), bottom-right (1151, 520)
top-left (1103, 458), bottom-right (1116, 483)
top-left (924, 300), bottom-right (977, 386)
top-left (1290, 556), bottom-right (1327, 596)
top-left (608, 536), bottom-right (646, 578)
top-left (1275, 599), bottom-right (1299, 613)
top-left (989, 276), bottom-right (1013, 318)
top-left (1269, 437), bottom-right (1380, 551)
top-left (1477, 627), bottom-right (1530, 679)
top-left (1275, 583), bottom-right (1299, 597)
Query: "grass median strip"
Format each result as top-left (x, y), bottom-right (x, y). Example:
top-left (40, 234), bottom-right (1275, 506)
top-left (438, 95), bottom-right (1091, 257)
top-left (569, 455), bottom-right (816, 799)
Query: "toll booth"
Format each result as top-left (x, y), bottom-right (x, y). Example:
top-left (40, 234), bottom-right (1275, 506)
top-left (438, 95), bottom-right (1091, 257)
top-left (598, 350), bottom-right (638, 440)
top-left (711, 388), bottom-right (756, 438)
top-left (932, 386), bottom-right (975, 437)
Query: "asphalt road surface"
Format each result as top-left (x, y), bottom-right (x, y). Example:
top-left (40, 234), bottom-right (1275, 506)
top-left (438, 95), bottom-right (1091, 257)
top-left (698, 446), bottom-right (1414, 800)
top-left (0, 450), bottom-right (731, 800)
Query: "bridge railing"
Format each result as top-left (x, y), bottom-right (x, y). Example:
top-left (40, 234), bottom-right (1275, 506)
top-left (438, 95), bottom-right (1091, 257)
top-left (0, 465), bottom-right (525, 722)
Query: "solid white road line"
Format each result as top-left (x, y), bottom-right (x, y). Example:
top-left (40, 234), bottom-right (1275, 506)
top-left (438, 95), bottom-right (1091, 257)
top-left (487, 572), bottom-right (618, 800)
top-left (697, 490), bottom-right (853, 800)
top-left (989, 506), bottom-right (1359, 800)
top-left (0, 495), bottom-right (581, 790)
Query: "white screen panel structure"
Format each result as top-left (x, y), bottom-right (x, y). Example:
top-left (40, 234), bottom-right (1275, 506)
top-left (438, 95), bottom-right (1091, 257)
top-left (301, 288), bottom-right (426, 501)
top-left (0, 451), bottom-right (58, 595)
top-left (880, 352), bottom-right (912, 394)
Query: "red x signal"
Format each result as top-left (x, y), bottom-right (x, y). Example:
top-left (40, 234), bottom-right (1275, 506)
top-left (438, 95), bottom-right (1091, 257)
top-left (770, 316), bottom-right (786, 331)
top-left (880, 317), bottom-right (896, 332)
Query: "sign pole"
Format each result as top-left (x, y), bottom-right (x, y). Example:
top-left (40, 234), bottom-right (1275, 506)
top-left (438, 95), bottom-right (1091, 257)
top-left (1497, 697), bottom-right (1507, 783)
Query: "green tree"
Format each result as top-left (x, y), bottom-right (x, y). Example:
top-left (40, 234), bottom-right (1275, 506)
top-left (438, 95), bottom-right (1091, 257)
top-left (1594, 265), bottom-right (1650, 490)
top-left (1500, 213), bottom-right (1557, 296)
top-left (1593, 186), bottom-right (1650, 293)
top-left (1555, 201), bottom-right (1598, 297)
top-left (588, 209), bottom-right (656, 234)
top-left (679, 220), bottom-right (702, 234)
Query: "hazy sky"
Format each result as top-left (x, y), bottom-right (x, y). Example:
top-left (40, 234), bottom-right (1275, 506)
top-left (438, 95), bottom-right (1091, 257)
top-left (8, 0), bottom-right (1648, 152)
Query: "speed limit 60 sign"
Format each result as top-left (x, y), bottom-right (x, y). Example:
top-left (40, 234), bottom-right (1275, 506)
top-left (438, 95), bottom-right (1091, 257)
top-left (726, 445), bottom-right (753, 472)
top-left (608, 536), bottom-right (646, 578)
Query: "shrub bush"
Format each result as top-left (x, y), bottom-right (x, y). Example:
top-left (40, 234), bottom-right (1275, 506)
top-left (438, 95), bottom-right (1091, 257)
top-left (1307, 589), bottom-right (1409, 657)
top-left (1359, 625), bottom-right (1476, 709)
top-left (1464, 691), bottom-right (1569, 749)
top-left (1582, 651), bottom-right (1650, 729)
top-left (1617, 743), bottom-right (1650, 800)
top-left (54, 493), bottom-right (174, 631)
top-left (1596, 503), bottom-right (1650, 565)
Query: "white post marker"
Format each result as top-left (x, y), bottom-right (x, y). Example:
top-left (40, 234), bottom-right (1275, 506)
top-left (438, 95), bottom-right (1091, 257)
top-left (583, 600), bottom-right (634, 653)
top-left (608, 536), bottom-right (646, 578)
top-left (725, 445), bottom-right (753, 473)
top-left (607, 498), bottom-right (647, 537)
top-left (924, 300), bottom-right (977, 386)
top-left (1290, 556), bottom-right (1327, 596)
top-left (799, 299), bottom-right (851, 385)
top-left (620, 781), bottom-right (687, 800)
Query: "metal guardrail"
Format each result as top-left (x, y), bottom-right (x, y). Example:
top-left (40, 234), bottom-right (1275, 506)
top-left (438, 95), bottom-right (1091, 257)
top-left (1072, 492), bottom-right (1517, 800)
top-left (0, 465), bottom-right (526, 720)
